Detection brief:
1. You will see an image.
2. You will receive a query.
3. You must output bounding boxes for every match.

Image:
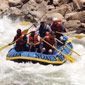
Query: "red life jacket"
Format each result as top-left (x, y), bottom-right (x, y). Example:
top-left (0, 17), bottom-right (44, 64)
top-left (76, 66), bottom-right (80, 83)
top-left (29, 36), bottom-right (34, 43)
top-left (34, 35), bottom-right (39, 44)
top-left (29, 35), bottom-right (39, 44)
top-left (44, 34), bottom-right (55, 49)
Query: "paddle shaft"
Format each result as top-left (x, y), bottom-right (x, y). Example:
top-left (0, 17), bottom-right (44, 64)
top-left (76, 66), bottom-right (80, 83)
top-left (55, 38), bottom-right (80, 56)
top-left (40, 37), bottom-right (75, 63)
top-left (0, 11), bottom-right (47, 51)
top-left (56, 31), bottom-right (76, 36)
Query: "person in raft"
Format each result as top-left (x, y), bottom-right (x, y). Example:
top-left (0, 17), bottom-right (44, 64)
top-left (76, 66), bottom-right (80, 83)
top-left (51, 18), bottom-right (66, 38)
top-left (13, 29), bottom-right (29, 51)
top-left (28, 31), bottom-right (41, 52)
top-left (39, 21), bottom-right (51, 38)
top-left (51, 17), bottom-right (67, 45)
top-left (42, 32), bottom-right (55, 54)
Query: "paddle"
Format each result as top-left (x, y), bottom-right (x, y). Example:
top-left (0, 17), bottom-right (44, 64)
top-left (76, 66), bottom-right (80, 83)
top-left (56, 31), bottom-right (76, 36)
top-left (0, 32), bottom-right (32, 51)
top-left (74, 34), bottom-right (85, 39)
top-left (40, 37), bottom-right (75, 63)
top-left (19, 21), bottom-right (29, 26)
top-left (55, 38), bottom-right (80, 56)
top-left (0, 11), bottom-right (47, 51)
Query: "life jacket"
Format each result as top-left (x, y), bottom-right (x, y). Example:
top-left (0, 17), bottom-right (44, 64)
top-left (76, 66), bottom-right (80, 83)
top-left (13, 34), bottom-right (21, 42)
top-left (44, 34), bottom-right (55, 49)
top-left (29, 34), bottom-right (39, 44)
top-left (15, 36), bottom-right (27, 51)
top-left (29, 35), bottom-right (34, 43)
top-left (34, 35), bottom-right (39, 44)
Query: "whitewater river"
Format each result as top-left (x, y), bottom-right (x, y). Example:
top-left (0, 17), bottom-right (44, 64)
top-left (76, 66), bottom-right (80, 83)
top-left (0, 16), bottom-right (85, 85)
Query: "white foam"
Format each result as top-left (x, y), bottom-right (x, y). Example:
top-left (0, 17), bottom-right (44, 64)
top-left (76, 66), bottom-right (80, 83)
top-left (0, 16), bottom-right (85, 85)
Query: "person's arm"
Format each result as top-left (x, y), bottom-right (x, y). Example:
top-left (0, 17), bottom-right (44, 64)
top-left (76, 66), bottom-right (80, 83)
top-left (62, 24), bottom-right (68, 32)
top-left (46, 25), bottom-right (52, 32)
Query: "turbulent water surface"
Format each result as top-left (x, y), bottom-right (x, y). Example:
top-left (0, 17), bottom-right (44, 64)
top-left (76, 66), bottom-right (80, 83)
top-left (0, 17), bottom-right (85, 85)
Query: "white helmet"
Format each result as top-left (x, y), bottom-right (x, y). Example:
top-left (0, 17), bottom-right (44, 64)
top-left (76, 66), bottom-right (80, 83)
top-left (52, 17), bottom-right (58, 21)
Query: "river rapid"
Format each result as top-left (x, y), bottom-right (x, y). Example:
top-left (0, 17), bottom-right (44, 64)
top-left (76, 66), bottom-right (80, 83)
top-left (0, 16), bottom-right (85, 85)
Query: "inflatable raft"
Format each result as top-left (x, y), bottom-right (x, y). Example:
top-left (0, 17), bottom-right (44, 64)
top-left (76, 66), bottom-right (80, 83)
top-left (6, 41), bottom-right (73, 65)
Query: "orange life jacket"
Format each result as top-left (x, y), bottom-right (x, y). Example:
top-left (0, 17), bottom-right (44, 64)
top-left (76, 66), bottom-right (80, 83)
top-left (29, 34), bottom-right (39, 44)
top-left (44, 34), bottom-right (55, 49)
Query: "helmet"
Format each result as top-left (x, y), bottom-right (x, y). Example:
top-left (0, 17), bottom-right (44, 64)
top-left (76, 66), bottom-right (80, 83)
top-left (17, 29), bottom-right (21, 34)
top-left (52, 17), bottom-right (58, 21)
top-left (53, 17), bottom-right (62, 22)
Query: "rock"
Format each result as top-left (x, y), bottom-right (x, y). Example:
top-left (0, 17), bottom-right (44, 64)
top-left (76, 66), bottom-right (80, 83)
top-left (21, 1), bottom-right (38, 15)
top-left (0, 0), bottom-right (84, 32)
top-left (64, 20), bottom-right (82, 31)
top-left (47, 0), bottom-right (53, 5)
top-left (8, 0), bottom-right (22, 7)
top-left (46, 12), bottom-right (64, 20)
top-left (81, 0), bottom-right (85, 8)
top-left (47, 4), bottom-right (72, 17)
top-left (21, 0), bottom-right (29, 4)
top-left (45, 12), bottom-right (65, 25)
top-left (58, 0), bottom-right (72, 4)
top-left (0, 3), bottom-right (9, 15)
top-left (35, 0), bottom-right (42, 4)
top-left (53, 0), bottom-right (59, 5)
top-left (65, 11), bottom-right (85, 22)
top-left (8, 0), bottom-right (30, 7)
top-left (81, 23), bottom-right (85, 28)
top-left (21, 0), bottom-right (47, 19)
top-left (73, 0), bottom-right (85, 10)
top-left (9, 7), bottom-right (22, 16)
top-left (8, 0), bottom-right (21, 3)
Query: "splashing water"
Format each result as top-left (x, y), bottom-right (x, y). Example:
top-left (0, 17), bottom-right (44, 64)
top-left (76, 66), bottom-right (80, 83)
top-left (0, 16), bottom-right (85, 85)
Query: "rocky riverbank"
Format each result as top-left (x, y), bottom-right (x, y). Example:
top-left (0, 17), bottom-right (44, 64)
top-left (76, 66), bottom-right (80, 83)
top-left (0, 0), bottom-right (85, 33)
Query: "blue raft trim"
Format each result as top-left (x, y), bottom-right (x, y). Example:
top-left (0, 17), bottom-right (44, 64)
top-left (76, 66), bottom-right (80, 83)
top-left (6, 42), bottom-right (73, 65)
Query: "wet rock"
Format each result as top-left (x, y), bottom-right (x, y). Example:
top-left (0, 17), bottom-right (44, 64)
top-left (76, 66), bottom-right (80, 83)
top-left (8, 0), bottom-right (30, 7)
top-left (47, 0), bottom-right (53, 5)
top-left (0, 2), bottom-right (9, 15)
top-left (9, 7), bottom-right (22, 16)
top-left (65, 11), bottom-right (85, 22)
top-left (47, 4), bottom-right (72, 17)
top-left (21, 0), bottom-right (30, 4)
top-left (73, 0), bottom-right (85, 10)
top-left (53, 0), bottom-right (59, 6)
top-left (8, 0), bottom-right (22, 7)
top-left (45, 12), bottom-right (65, 25)
top-left (0, 0), bottom-right (84, 32)
top-left (64, 20), bottom-right (82, 31)
top-left (81, 23), bottom-right (85, 28)
top-left (46, 12), bottom-right (64, 20)
top-left (35, 0), bottom-right (42, 4)
top-left (58, 0), bottom-right (72, 4)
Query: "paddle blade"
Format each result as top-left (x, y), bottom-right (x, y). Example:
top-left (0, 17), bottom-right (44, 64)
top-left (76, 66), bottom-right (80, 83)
top-left (67, 37), bottom-right (74, 43)
top-left (20, 21), bottom-right (29, 26)
top-left (64, 55), bottom-right (75, 63)
top-left (70, 48), bottom-right (80, 56)
top-left (66, 45), bottom-right (80, 56)
top-left (0, 42), bottom-right (15, 51)
top-left (74, 35), bottom-right (85, 39)
top-left (22, 29), bottom-right (29, 34)
top-left (0, 45), bottom-right (9, 51)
